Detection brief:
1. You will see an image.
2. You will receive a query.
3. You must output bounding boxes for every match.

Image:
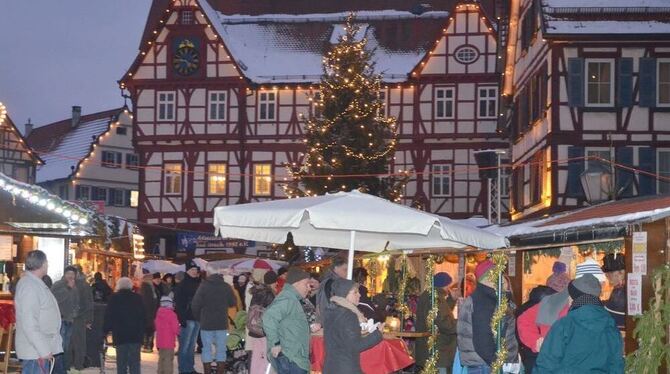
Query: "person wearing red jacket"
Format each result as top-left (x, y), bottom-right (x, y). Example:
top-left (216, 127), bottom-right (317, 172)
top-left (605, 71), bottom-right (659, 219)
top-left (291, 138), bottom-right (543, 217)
top-left (155, 296), bottom-right (180, 374)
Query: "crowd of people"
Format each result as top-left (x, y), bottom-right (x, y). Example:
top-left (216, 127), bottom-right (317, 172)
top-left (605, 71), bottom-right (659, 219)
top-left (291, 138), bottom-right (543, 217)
top-left (13, 249), bottom-right (626, 374)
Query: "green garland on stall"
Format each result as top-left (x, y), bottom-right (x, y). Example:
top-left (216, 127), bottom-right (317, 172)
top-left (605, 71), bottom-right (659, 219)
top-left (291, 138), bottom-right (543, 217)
top-left (625, 265), bottom-right (670, 373)
top-left (396, 254), bottom-right (410, 316)
top-left (489, 252), bottom-right (509, 374)
top-left (420, 255), bottom-right (439, 374)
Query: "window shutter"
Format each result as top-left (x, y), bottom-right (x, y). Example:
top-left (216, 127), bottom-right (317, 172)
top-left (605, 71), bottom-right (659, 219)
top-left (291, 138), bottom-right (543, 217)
top-left (510, 99), bottom-right (519, 140)
top-left (519, 88), bottom-right (530, 133)
top-left (541, 63), bottom-right (549, 115)
top-left (615, 147), bottom-right (634, 197)
top-left (617, 58), bottom-right (634, 107)
top-left (566, 146), bottom-right (585, 197)
top-left (107, 189), bottom-right (115, 205)
top-left (512, 167), bottom-right (523, 211)
top-left (638, 147), bottom-right (657, 195)
top-left (639, 58), bottom-right (657, 108)
top-left (567, 58), bottom-right (585, 108)
top-left (125, 190), bottom-right (132, 207)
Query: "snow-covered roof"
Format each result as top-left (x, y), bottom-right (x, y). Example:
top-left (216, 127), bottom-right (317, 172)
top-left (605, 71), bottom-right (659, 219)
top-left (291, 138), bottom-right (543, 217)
top-left (199, 0), bottom-right (450, 83)
top-left (541, 0), bottom-right (670, 37)
top-left (27, 109), bottom-right (122, 183)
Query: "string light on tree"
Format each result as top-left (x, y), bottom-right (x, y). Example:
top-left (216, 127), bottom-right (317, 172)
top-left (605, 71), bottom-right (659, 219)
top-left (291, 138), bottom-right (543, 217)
top-left (282, 13), bottom-right (410, 201)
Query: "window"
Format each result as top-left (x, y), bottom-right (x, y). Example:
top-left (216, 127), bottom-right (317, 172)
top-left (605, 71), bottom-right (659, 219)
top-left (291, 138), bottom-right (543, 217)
top-left (130, 190), bottom-right (139, 207)
top-left (208, 91), bottom-right (227, 120)
top-left (658, 150), bottom-right (670, 194)
top-left (126, 154), bottom-right (139, 170)
top-left (435, 88), bottom-right (454, 119)
top-left (377, 90), bottom-right (387, 117)
top-left (431, 164), bottom-right (451, 196)
top-left (180, 10), bottom-right (194, 25)
top-left (520, 1), bottom-right (537, 52)
top-left (165, 163), bottom-right (182, 194)
top-left (108, 189), bottom-right (125, 207)
top-left (586, 60), bottom-right (613, 106)
top-left (586, 148), bottom-right (611, 173)
top-left (659, 61), bottom-right (670, 106)
top-left (258, 91), bottom-right (276, 121)
top-left (91, 187), bottom-right (107, 202)
top-left (116, 127), bottom-right (127, 135)
top-left (529, 152), bottom-right (544, 204)
top-left (208, 163), bottom-right (227, 195)
top-left (253, 164), bottom-right (272, 196)
top-left (75, 185), bottom-right (90, 200)
top-left (102, 151), bottom-right (122, 168)
top-left (478, 87), bottom-right (497, 118)
top-left (454, 46), bottom-right (479, 64)
top-left (158, 92), bottom-right (175, 121)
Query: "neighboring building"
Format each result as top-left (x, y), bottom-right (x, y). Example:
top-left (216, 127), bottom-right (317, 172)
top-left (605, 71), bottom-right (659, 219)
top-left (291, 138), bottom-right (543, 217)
top-left (121, 0), bottom-right (508, 246)
top-left (26, 107), bottom-right (140, 220)
top-left (0, 102), bottom-right (42, 183)
top-left (501, 0), bottom-right (670, 221)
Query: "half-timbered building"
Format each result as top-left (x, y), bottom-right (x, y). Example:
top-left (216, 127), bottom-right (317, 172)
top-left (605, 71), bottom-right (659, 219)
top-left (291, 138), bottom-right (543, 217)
top-left (121, 0), bottom-right (509, 246)
top-left (502, 0), bottom-right (670, 221)
top-left (26, 107), bottom-right (140, 220)
top-left (0, 102), bottom-right (41, 184)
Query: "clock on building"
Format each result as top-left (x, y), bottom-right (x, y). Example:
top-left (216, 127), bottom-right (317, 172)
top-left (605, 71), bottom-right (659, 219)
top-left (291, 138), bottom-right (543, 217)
top-left (172, 39), bottom-right (200, 76)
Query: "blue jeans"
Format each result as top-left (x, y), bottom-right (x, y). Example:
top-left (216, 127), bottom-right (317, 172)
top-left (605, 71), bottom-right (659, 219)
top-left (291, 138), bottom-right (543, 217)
top-left (200, 330), bottom-right (228, 363)
top-left (468, 365), bottom-right (491, 374)
top-left (21, 358), bottom-right (51, 374)
top-left (178, 320), bottom-right (200, 373)
top-left (275, 353), bottom-right (307, 374)
top-left (53, 321), bottom-right (73, 374)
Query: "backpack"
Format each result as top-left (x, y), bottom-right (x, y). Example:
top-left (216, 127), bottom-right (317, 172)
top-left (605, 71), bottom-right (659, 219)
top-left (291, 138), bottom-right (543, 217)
top-left (247, 304), bottom-right (266, 338)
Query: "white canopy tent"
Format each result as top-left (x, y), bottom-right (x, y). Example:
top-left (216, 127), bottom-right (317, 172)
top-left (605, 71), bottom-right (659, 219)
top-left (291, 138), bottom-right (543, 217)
top-left (214, 191), bottom-right (508, 279)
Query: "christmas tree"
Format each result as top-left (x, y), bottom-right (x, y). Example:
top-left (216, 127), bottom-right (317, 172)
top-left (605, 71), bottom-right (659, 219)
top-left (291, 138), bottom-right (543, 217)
top-left (283, 13), bottom-right (409, 201)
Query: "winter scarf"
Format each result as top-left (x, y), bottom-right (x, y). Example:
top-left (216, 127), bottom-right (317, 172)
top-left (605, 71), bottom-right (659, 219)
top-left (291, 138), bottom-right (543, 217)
top-left (330, 296), bottom-right (366, 324)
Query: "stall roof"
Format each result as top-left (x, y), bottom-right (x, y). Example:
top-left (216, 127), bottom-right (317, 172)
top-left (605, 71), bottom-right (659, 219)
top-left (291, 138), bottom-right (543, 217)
top-left (486, 195), bottom-right (670, 247)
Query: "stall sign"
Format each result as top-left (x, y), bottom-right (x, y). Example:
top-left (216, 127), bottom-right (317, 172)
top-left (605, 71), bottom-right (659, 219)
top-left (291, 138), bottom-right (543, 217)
top-left (507, 253), bottom-right (516, 277)
top-left (0, 236), bottom-right (11, 261)
top-left (177, 232), bottom-right (254, 252)
top-left (632, 231), bottom-right (647, 275)
top-left (627, 272), bottom-right (642, 316)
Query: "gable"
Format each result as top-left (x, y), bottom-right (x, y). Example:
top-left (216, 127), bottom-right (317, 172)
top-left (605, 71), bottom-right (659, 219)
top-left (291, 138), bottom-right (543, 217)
top-left (418, 2), bottom-right (498, 76)
top-left (0, 103), bottom-right (41, 165)
top-left (122, 0), bottom-right (242, 86)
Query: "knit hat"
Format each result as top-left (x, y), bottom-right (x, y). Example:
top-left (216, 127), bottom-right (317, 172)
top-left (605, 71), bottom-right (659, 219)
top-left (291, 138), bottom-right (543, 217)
top-left (570, 273), bottom-right (601, 298)
top-left (264, 270), bottom-right (278, 285)
top-left (575, 258), bottom-right (606, 282)
top-left (286, 267), bottom-right (311, 285)
top-left (251, 268), bottom-right (268, 283)
top-left (475, 260), bottom-right (495, 280)
top-left (160, 296), bottom-right (174, 309)
top-left (185, 259), bottom-right (200, 272)
top-left (330, 278), bottom-right (357, 298)
top-left (552, 261), bottom-right (567, 274)
top-left (546, 272), bottom-right (571, 292)
top-left (433, 272), bottom-right (453, 288)
top-left (153, 272), bottom-right (162, 279)
top-left (602, 253), bottom-right (625, 273)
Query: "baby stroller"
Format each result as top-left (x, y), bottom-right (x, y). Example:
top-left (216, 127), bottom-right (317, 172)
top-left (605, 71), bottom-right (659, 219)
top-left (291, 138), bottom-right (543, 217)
top-left (224, 311), bottom-right (250, 374)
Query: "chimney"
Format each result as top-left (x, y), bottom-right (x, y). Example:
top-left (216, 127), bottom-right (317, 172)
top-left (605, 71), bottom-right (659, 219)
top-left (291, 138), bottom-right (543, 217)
top-left (24, 118), bottom-right (33, 136)
top-left (71, 106), bottom-right (82, 128)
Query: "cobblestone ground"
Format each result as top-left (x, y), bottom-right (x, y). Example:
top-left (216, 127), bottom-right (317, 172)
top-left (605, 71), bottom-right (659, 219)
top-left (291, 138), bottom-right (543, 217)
top-left (81, 348), bottom-right (205, 374)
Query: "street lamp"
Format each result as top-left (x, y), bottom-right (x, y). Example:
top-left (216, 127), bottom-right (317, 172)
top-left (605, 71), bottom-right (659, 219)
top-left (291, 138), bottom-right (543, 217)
top-left (580, 167), bottom-right (613, 204)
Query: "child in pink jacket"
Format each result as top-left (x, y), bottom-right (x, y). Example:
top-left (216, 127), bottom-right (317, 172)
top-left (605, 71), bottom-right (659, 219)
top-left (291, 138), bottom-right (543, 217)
top-left (155, 296), bottom-right (180, 374)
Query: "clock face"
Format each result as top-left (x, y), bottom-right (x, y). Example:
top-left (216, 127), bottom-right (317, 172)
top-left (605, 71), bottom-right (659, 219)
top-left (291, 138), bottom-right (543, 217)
top-left (172, 39), bottom-right (200, 76)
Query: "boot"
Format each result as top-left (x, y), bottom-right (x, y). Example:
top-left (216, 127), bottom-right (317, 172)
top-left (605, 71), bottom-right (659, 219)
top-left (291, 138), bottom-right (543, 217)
top-left (216, 362), bottom-right (225, 374)
top-left (203, 362), bottom-right (212, 374)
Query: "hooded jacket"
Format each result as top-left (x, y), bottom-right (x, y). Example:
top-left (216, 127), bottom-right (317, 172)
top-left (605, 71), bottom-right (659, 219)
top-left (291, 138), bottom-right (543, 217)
top-left (534, 305), bottom-right (623, 373)
top-left (517, 291), bottom-right (570, 353)
top-left (103, 289), bottom-right (146, 345)
top-left (174, 273), bottom-right (200, 324)
top-left (316, 269), bottom-right (341, 324)
top-left (155, 307), bottom-right (180, 349)
top-left (51, 277), bottom-right (80, 322)
top-left (190, 274), bottom-right (236, 330)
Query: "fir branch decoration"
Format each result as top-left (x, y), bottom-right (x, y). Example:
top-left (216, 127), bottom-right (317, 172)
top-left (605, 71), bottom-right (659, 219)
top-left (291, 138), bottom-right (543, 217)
top-left (420, 255), bottom-right (439, 374)
top-left (488, 252), bottom-right (509, 374)
top-left (396, 254), bottom-right (410, 316)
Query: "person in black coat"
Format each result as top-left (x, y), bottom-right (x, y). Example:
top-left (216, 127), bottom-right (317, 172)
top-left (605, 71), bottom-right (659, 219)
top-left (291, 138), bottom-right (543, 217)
top-left (103, 277), bottom-right (146, 374)
top-left (323, 278), bottom-right (383, 374)
top-left (91, 272), bottom-right (112, 303)
top-left (174, 260), bottom-right (201, 374)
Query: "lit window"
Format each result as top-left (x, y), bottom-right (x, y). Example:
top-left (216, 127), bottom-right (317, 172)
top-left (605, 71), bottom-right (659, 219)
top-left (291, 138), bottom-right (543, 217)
top-left (431, 164), bottom-right (451, 196)
top-left (658, 150), bottom-right (670, 194)
top-left (208, 163), bottom-right (227, 195)
top-left (102, 151), bottom-right (122, 168)
top-left (586, 60), bottom-right (613, 106)
top-left (209, 91), bottom-right (227, 120)
top-left (165, 163), bottom-right (182, 194)
top-left (253, 164), bottom-right (272, 196)
top-left (435, 88), bottom-right (454, 119)
top-left (454, 46), bottom-right (479, 64)
top-left (158, 92), bottom-right (175, 121)
top-left (259, 92), bottom-right (276, 121)
top-left (659, 61), bottom-right (670, 106)
top-left (130, 190), bottom-right (139, 207)
top-left (478, 87), bottom-right (498, 118)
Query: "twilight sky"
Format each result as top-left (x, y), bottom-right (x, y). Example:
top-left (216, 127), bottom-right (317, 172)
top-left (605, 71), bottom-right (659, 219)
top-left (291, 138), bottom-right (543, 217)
top-left (0, 1), bottom-right (152, 130)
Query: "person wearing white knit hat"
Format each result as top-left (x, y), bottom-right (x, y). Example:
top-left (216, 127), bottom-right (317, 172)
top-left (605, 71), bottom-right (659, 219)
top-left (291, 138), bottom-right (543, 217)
top-left (575, 258), bottom-right (607, 284)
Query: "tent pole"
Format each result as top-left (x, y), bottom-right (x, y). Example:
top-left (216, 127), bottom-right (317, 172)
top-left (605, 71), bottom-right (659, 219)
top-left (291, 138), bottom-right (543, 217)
top-left (347, 231), bottom-right (356, 280)
top-left (496, 270), bottom-right (503, 374)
